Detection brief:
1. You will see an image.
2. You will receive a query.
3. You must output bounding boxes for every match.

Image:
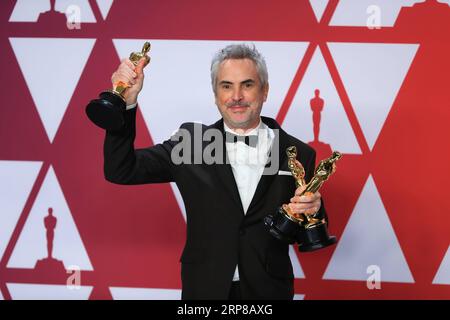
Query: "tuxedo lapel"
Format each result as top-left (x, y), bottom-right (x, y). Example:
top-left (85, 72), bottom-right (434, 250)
top-left (209, 120), bottom-right (245, 215)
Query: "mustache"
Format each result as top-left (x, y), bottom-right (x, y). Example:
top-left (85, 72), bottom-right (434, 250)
top-left (226, 101), bottom-right (251, 108)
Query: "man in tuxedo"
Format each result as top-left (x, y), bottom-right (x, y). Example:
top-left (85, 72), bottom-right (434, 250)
top-left (103, 44), bottom-right (326, 300)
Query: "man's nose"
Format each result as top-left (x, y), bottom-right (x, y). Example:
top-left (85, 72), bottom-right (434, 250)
top-left (232, 87), bottom-right (243, 101)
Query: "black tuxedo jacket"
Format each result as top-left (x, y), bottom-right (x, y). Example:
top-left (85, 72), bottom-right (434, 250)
top-left (103, 108), bottom-right (327, 300)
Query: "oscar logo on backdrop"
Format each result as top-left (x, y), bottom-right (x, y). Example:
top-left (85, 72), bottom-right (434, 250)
top-left (265, 87), bottom-right (342, 251)
top-left (34, 207), bottom-right (66, 275)
top-left (396, 0), bottom-right (449, 35)
top-left (308, 89), bottom-right (333, 161)
top-left (36, 0), bottom-right (67, 25)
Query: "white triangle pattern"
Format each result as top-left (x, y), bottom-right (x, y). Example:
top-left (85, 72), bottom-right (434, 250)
top-left (7, 283), bottom-right (93, 300)
top-left (7, 166), bottom-right (93, 271)
top-left (323, 175), bottom-right (414, 283)
top-left (9, 0), bottom-right (49, 22)
top-left (283, 46), bottom-right (361, 154)
top-left (432, 246), bottom-right (450, 285)
top-left (10, 37), bottom-right (96, 142)
top-left (96, 0), bottom-right (114, 20)
top-left (0, 161), bottom-right (42, 261)
top-left (289, 245), bottom-right (305, 279)
top-left (309, 0), bottom-right (329, 22)
top-left (328, 42), bottom-right (419, 150)
top-left (329, 0), bottom-right (423, 27)
top-left (109, 287), bottom-right (181, 300)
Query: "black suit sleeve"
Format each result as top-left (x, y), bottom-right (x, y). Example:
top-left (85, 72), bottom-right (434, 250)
top-left (103, 107), bottom-right (177, 185)
top-left (304, 149), bottom-right (329, 225)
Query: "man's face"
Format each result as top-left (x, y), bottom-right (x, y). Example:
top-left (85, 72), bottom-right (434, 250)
top-left (214, 58), bottom-right (268, 131)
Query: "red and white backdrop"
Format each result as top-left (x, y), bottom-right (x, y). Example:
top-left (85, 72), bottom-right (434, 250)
top-left (0, 0), bottom-right (449, 300)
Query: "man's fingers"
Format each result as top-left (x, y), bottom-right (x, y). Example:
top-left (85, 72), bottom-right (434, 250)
top-left (119, 63), bottom-right (137, 77)
top-left (294, 185), bottom-right (306, 196)
top-left (117, 68), bottom-right (137, 84)
top-left (293, 191), bottom-right (321, 202)
top-left (135, 57), bottom-right (147, 76)
top-left (112, 71), bottom-right (135, 86)
top-left (288, 203), bottom-right (319, 215)
top-left (123, 58), bottom-right (135, 70)
top-left (289, 192), bottom-right (321, 215)
top-left (290, 196), bottom-right (305, 203)
top-left (115, 71), bottom-right (133, 83)
top-left (303, 192), bottom-right (320, 202)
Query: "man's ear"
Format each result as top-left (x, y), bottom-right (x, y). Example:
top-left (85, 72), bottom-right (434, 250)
top-left (263, 83), bottom-right (269, 102)
top-left (214, 92), bottom-right (219, 106)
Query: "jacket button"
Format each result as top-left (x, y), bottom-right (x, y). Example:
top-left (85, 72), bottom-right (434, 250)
top-left (239, 229), bottom-right (246, 236)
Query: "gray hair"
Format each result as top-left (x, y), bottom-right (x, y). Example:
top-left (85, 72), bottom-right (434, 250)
top-left (210, 43), bottom-right (268, 95)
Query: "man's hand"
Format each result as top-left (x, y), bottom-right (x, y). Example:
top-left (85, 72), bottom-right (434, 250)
top-left (111, 57), bottom-right (147, 105)
top-left (287, 185), bottom-right (321, 217)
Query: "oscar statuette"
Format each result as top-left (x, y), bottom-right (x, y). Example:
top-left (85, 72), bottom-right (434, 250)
top-left (86, 42), bottom-right (151, 131)
top-left (264, 147), bottom-right (342, 252)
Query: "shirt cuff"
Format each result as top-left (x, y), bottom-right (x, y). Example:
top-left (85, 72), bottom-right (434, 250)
top-left (126, 103), bottom-right (137, 110)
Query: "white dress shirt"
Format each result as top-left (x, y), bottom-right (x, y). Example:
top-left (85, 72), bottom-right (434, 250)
top-left (224, 119), bottom-right (275, 281)
top-left (126, 103), bottom-right (137, 110)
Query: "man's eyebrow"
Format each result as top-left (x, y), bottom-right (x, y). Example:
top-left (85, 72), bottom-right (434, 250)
top-left (218, 79), bottom-right (256, 85)
top-left (241, 79), bottom-right (255, 85)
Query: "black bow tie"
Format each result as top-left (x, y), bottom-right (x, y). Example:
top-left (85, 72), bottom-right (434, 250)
top-left (225, 131), bottom-right (258, 147)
